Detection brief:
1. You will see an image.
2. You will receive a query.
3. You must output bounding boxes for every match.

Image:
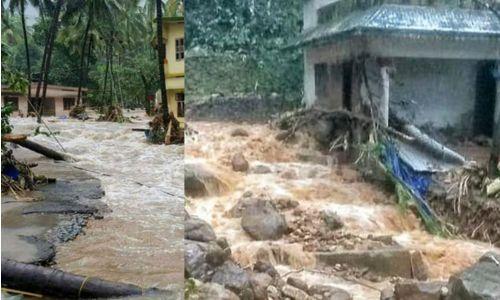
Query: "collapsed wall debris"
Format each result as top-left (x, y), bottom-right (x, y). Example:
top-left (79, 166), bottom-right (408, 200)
top-left (275, 108), bottom-right (499, 244)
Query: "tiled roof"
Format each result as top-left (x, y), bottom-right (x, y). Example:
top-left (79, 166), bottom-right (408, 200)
top-left (293, 4), bottom-right (500, 47)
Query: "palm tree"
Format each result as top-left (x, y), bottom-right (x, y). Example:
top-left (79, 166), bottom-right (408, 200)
top-left (156, 0), bottom-right (169, 128)
top-left (8, 0), bottom-right (32, 107)
top-left (33, 0), bottom-right (64, 123)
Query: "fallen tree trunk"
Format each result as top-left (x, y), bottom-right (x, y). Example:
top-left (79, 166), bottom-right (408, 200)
top-left (1, 259), bottom-right (162, 298)
top-left (402, 124), bottom-right (466, 165)
top-left (2, 134), bottom-right (28, 143)
top-left (13, 139), bottom-right (70, 161)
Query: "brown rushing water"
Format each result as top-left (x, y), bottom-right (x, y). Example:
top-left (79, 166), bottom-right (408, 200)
top-left (10, 111), bottom-right (184, 291)
top-left (186, 121), bottom-right (498, 299)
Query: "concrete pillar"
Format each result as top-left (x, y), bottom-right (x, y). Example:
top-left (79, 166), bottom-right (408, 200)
top-left (379, 65), bottom-right (390, 127)
top-left (359, 58), bottom-right (390, 126)
top-left (491, 63), bottom-right (500, 161)
top-left (303, 49), bottom-right (316, 108)
top-left (487, 62), bottom-right (500, 176)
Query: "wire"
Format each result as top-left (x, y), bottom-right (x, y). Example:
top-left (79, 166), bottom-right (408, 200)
top-left (26, 97), bottom-right (67, 153)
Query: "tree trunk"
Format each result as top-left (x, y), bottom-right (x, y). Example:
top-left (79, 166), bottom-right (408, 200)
top-left (2, 259), bottom-right (162, 298)
top-left (101, 44), bottom-right (110, 107)
top-left (77, 5), bottom-right (93, 106)
top-left (35, 0), bottom-right (64, 122)
top-left (156, 0), bottom-right (169, 129)
top-left (141, 73), bottom-right (151, 115)
top-left (20, 0), bottom-right (32, 102)
top-left (41, 0), bottom-right (64, 115)
top-left (14, 139), bottom-right (70, 161)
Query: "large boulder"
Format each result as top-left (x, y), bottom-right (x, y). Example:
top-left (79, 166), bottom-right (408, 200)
top-left (307, 284), bottom-right (352, 300)
top-left (211, 261), bottom-right (254, 298)
top-left (447, 251), bottom-right (500, 300)
top-left (185, 240), bottom-right (227, 282)
top-left (250, 272), bottom-right (273, 300)
top-left (241, 200), bottom-right (287, 240)
top-left (185, 214), bottom-right (217, 242)
top-left (232, 153), bottom-right (249, 172)
top-left (193, 281), bottom-right (240, 300)
top-left (185, 163), bottom-right (228, 198)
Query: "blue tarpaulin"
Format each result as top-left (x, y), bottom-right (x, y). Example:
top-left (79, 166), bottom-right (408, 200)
top-left (382, 142), bottom-right (434, 218)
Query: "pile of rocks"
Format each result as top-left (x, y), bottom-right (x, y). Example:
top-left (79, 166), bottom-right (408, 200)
top-left (287, 207), bottom-right (395, 252)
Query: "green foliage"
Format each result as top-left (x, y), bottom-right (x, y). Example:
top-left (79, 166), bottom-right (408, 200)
top-left (184, 278), bottom-right (198, 299)
top-left (1, 0), bottom-right (163, 110)
top-left (1, 103), bottom-right (14, 136)
top-left (1, 43), bottom-right (30, 93)
top-left (185, 0), bottom-right (303, 102)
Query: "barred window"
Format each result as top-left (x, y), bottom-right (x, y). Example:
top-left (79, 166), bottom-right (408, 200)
top-left (63, 98), bottom-right (75, 110)
top-left (175, 38), bottom-right (184, 60)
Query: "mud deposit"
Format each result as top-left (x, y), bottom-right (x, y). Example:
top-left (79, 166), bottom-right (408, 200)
top-left (8, 111), bottom-right (184, 292)
top-left (2, 151), bottom-right (105, 265)
top-left (185, 121), bottom-right (499, 299)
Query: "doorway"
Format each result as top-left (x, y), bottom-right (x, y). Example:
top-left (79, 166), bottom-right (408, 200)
top-left (473, 62), bottom-right (496, 137)
top-left (42, 98), bottom-right (56, 116)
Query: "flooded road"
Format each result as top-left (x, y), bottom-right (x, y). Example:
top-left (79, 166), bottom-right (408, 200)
top-left (186, 121), bottom-right (498, 299)
top-left (10, 110), bottom-right (184, 291)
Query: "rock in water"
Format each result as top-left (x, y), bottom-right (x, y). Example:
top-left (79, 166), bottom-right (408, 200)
top-left (394, 280), bottom-right (446, 300)
top-left (447, 251), bottom-right (500, 300)
top-left (241, 200), bottom-right (287, 240)
top-left (232, 153), bottom-right (249, 172)
top-left (321, 210), bottom-right (344, 230)
top-left (211, 261), bottom-right (254, 298)
top-left (185, 163), bottom-right (228, 197)
top-left (250, 272), bottom-right (273, 300)
top-left (307, 284), bottom-right (352, 300)
top-left (185, 215), bottom-right (217, 242)
top-left (194, 281), bottom-right (240, 300)
top-left (185, 240), bottom-right (214, 282)
top-left (230, 128), bottom-right (249, 137)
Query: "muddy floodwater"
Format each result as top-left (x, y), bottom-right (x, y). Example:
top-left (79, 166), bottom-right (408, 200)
top-left (10, 111), bottom-right (184, 291)
top-left (186, 121), bottom-right (499, 299)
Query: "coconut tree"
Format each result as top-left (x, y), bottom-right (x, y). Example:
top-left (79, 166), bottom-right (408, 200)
top-left (8, 0), bottom-right (33, 108)
top-left (155, 0), bottom-right (169, 128)
top-left (33, 0), bottom-right (64, 123)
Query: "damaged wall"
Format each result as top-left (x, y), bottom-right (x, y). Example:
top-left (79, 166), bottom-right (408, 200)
top-left (390, 58), bottom-right (478, 135)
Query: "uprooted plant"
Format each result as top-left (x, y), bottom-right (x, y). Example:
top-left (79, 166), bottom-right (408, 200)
top-left (97, 105), bottom-right (130, 123)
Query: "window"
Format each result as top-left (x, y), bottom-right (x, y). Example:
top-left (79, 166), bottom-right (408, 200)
top-left (4, 97), bottom-right (19, 111)
top-left (175, 38), bottom-right (184, 60)
top-left (176, 93), bottom-right (185, 117)
top-left (63, 98), bottom-right (75, 110)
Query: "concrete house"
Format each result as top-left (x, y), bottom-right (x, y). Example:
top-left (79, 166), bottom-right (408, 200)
top-left (1, 84), bottom-right (87, 117)
top-left (295, 0), bottom-right (500, 140)
top-left (154, 0), bottom-right (185, 127)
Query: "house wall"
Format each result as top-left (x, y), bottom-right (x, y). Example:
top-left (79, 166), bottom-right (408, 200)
top-left (1, 95), bottom-right (28, 117)
top-left (390, 58), bottom-right (478, 133)
top-left (303, 52), bottom-right (482, 135)
top-left (164, 22), bottom-right (185, 76)
top-left (167, 89), bottom-right (185, 125)
top-left (1, 95), bottom-right (75, 117)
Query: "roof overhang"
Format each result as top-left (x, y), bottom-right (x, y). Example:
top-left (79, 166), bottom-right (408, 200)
top-left (292, 4), bottom-right (500, 60)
